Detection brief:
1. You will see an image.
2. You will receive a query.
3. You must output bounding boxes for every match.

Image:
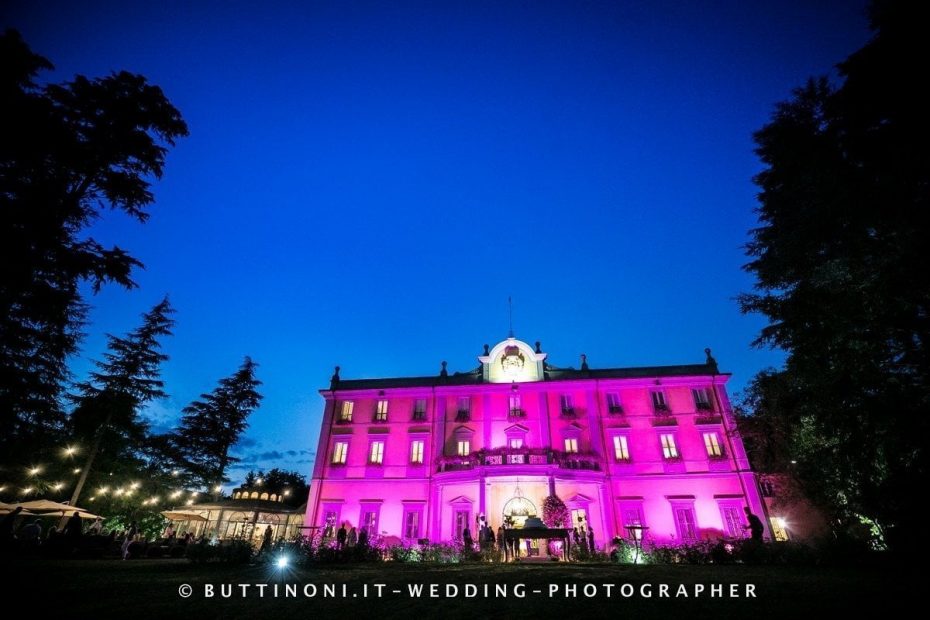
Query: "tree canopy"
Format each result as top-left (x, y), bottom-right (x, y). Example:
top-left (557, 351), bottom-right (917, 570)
top-left (0, 29), bottom-right (188, 458)
top-left (739, 0), bottom-right (929, 551)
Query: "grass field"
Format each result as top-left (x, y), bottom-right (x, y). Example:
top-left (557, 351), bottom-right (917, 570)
top-left (8, 558), bottom-right (920, 619)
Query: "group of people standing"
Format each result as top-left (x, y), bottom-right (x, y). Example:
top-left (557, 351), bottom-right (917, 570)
top-left (1, 508), bottom-right (89, 551)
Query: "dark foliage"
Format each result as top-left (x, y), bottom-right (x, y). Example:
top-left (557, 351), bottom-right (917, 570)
top-left (738, 1), bottom-right (929, 551)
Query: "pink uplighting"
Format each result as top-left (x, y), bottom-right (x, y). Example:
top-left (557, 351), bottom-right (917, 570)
top-left (306, 338), bottom-right (769, 549)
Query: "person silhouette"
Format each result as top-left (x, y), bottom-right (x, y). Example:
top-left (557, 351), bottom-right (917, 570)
top-left (743, 507), bottom-right (764, 541)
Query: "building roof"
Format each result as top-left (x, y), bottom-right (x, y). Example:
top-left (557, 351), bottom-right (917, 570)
top-left (330, 362), bottom-right (727, 391)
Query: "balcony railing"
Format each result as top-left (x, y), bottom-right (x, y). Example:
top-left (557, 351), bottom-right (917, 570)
top-left (455, 410), bottom-right (470, 422)
top-left (607, 405), bottom-right (625, 416)
top-left (560, 407), bottom-right (576, 419)
top-left (411, 411), bottom-right (427, 422)
top-left (335, 416), bottom-right (353, 425)
top-left (436, 448), bottom-right (600, 472)
top-left (695, 414), bottom-right (723, 425)
top-left (695, 401), bottom-right (714, 412)
top-left (507, 409), bottom-right (527, 421)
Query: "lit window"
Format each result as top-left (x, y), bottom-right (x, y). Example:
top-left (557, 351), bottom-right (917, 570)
top-left (770, 517), bottom-right (789, 541)
top-left (410, 440), bottom-right (424, 464)
top-left (375, 399), bottom-right (388, 421)
top-left (369, 441), bottom-right (384, 465)
top-left (660, 434), bottom-right (678, 459)
top-left (332, 441), bottom-right (348, 464)
top-left (613, 435), bottom-right (630, 461)
top-left (651, 391), bottom-right (668, 412)
top-left (413, 399), bottom-right (427, 420)
top-left (564, 438), bottom-right (578, 453)
top-left (703, 432), bottom-right (722, 457)
top-left (509, 437), bottom-right (523, 449)
top-left (693, 388), bottom-right (713, 411)
top-left (607, 392), bottom-right (623, 413)
top-left (361, 510), bottom-right (379, 537)
top-left (404, 510), bottom-right (421, 539)
top-left (457, 440), bottom-right (470, 457)
top-left (340, 401), bottom-right (354, 422)
top-left (509, 394), bottom-right (521, 414)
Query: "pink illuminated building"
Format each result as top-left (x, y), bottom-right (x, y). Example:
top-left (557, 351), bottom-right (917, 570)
top-left (305, 337), bottom-right (771, 549)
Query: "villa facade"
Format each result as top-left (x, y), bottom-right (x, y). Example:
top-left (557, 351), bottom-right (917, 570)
top-left (305, 337), bottom-right (771, 549)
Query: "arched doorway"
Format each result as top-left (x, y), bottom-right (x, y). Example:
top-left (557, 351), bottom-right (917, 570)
top-left (502, 487), bottom-right (537, 528)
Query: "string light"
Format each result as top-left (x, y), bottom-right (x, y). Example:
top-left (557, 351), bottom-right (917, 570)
top-left (283, 490), bottom-right (291, 497)
top-left (0, 485), bottom-right (6, 493)
top-left (52, 482), bottom-right (64, 491)
top-left (185, 499), bottom-right (194, 505)
top-left (98, 486), bottom-right (109, 495)
top-left (23, 487), bottom-right (34, 494)
top-left (64, 446), bottom-right (78, 457)
top-left (170, 491), bottom-right (182, 499)
top-left (214, 485), bottom-right (222, 492)
top-left (72, 468), bottom-right (81, 474)
top-left (171, 470), bottom-right (180, 477)
top-left (255, 478), bottom-right (263, 485)
top-left (28, 466), bottom-right (41, 476)
top-left (130, 481), bottom-right (140, 490)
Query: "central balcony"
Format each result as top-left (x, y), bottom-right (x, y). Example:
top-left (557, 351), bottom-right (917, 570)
top-left (436, 448), bottom-right (601, 472)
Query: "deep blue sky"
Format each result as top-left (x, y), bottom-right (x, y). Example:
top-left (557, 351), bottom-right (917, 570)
top-left (3, 1), bottom-right (871, 486)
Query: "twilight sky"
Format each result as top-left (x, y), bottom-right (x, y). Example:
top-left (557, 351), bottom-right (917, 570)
top-left (2, 0), bottom-right (871, 485)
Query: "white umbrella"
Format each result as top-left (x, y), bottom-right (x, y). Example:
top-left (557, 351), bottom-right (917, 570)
top-left (0, 501), bottom-right (35, 516)
top-left (161, 510), bottom-right (208, 522)
top-left (17, 499), bottom-right (100, 519)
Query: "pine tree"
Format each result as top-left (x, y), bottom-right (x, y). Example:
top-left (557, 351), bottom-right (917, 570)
top-left (66, 298), bottom-right (175, 507)
top-left (0, 30), bottom-right (187, 460)
top-left (172, 357), bottom-right (262, 490)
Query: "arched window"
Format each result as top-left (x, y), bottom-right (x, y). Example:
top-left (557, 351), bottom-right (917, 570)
top-left (270, 494), bottom-right (278, 502)
top-left (260, 492), bottom-right (269, 500)
top-left (250, 491), bottom-right (259, 499)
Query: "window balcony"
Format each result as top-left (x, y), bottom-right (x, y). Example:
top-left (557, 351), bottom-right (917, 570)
top-left (651, 414), bottom-right (677, 427)
top-left (411, 412), bottom-right (427, 422)
top-left (436, 447), bottom-right (602, 472)
top-left (653, 403), bottom-right (671, 414)
top-left (335, 417), bottom-right (353, 425)
top-left (507, 409), bottom-right (527, 421)
top-left (695, 414), bottom-right (723, 426)
top-left (560, 407), bottom-right (577, 419)
top-left (607, 405), bottom-right (625, 416)
top-left (455, 410), bottom-right (470, 422)
top-left (695, 401), bottom-right (714, 412)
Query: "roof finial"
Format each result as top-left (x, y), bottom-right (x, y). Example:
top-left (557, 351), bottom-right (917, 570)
top-left (580, 354), bottom-right (589, 371)
top-left (704, 348), bottom-right (719, 374)
top-left (508, 296), bottom-right (514, 338)
top-left (330, 365), bottom-right (341, 389)
top-left (440, 361), bottom-right (448, 377)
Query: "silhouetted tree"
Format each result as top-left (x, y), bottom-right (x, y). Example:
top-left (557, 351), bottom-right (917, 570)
top-left (171, 358), bottom-right (262, 490)
top-left (739, 1), bottom-right (929, 550)
top-left (67, 298), bottom-right (175, 507)
top-left (241, 468), bottom-right (308, 507)
top-left (0, 30), bottom-right (187, 461)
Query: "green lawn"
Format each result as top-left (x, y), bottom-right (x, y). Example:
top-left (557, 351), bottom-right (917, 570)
top-left (8, 558), bottom-right (918, 619)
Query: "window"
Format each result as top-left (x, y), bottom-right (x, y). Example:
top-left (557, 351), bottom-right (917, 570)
top-left (607, 392), bottom-right (623, 414)
top-left (331, 441), bottom-right (348, 464)
top-left (413, 399), bottom-right (427, 421)
top-left (651, 391), bottom-right (669, 412)
top-left (457, 440), bottom-right (471, 457)
top-left (613, 435), bottom-right (630, 461)
top-left (322, 510), bottom-right (339, 538)
top-left (509, 394), bottom-right (522, 414)
top-left (560, 394), bottom-right (574, 416)
top-left (509, 437), bottom-right (524, 449)
top-left (457, 396), bottom-right (470, 420)
top-left (571, 508), bottom-right (588, 529)
top-left (564, 438), bottom-right (578, 453)
top-left (660, 434), bottom-right (678, 459)
top-left (703, 432), bottom-right (723, 457)
top-left (375, 399), bottom-right (389, 421)
top-left (360, 509), bottom-right (379, 537)
top-left (674, 506), bottom-right (697, 541)
top-left (621, 505), bottom-right (645, 539)
top-left (770, 517), bottom-right (789, 541)
top-left (369, 440), bottom-right (384, 465)
top-left (339, 401), bottom-right (354, 422)
top-left (721, 505), bottom-right (744, 538)
top-left (693, 388), bottom-right (713, 411)
top-left (454, 510), bottom-right (470, 541)
top-left (410, 440), bottom-right (424, 464)
top-left (404, 510), bottom-right (421, 539)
